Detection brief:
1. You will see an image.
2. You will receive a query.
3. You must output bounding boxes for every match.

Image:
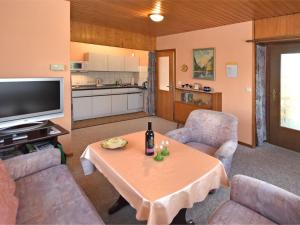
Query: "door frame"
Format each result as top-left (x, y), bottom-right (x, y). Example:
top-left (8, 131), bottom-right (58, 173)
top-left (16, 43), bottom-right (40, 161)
top-left (155, 49), bottom-right (176, 121)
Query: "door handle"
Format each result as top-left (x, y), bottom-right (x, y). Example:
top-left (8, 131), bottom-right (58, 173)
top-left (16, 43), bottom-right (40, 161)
top-left (272, 89), bottom-right (277, 102)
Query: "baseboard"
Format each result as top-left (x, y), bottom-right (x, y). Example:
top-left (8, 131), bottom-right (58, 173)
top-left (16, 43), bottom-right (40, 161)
top-left (238, 141), bottom-right (254, 148)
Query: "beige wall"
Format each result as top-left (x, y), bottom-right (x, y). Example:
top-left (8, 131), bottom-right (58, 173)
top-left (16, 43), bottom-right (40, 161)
top-left (0, 0), bottom-right (71, 152)
top-left (157, 21), bottom-right (254, 145)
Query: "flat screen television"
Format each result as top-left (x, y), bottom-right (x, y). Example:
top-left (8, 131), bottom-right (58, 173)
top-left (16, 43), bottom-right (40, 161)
top-left (0, 78), bottom-right (64, 131)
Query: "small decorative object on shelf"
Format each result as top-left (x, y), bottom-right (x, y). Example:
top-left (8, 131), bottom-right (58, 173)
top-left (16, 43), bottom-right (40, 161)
top-left (181, 83), bottom-right (193, 89)
top-left (203, 86), bottom-right (212, 92)
top-left (193, 83), bottom-right (201, 90)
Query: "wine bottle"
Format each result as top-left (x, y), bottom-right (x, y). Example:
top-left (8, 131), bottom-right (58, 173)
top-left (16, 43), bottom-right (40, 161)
top-left (145, 122), bottom-right (154, 156)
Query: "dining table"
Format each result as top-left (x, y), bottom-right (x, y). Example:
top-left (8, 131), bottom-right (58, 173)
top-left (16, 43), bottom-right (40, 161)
top-left (81, 131), bottom-right (228, 225)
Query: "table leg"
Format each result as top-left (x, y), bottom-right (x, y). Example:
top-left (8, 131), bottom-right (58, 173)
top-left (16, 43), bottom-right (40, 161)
top-left (209, 189), bottom-right (217, 194)
top-left (108, 195), bottom-right (129, 215)
top-left (171, 208), bottom-right (195, 225)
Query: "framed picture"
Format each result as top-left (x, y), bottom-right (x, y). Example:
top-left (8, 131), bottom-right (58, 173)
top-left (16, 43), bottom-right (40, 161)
top-left (193, 48), bottom-right (215, 80)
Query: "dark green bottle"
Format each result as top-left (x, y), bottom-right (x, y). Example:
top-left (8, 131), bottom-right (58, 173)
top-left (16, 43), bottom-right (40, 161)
top-left (145, 122), bottom-right (154, 156)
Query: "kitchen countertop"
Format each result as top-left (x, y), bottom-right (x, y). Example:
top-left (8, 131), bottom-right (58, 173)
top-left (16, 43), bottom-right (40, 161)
top-left (72, 85), bottom-right (147, 91)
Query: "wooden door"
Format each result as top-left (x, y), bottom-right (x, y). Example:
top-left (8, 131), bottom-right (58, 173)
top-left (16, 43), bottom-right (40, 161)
top-left (268, 42), bottom-right (300, 152)
top-left (156, 50), bottom-right (175, 121)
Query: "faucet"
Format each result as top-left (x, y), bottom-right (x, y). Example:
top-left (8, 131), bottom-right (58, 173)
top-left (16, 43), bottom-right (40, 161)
top-left (116, 79), bottom-right (123, 86)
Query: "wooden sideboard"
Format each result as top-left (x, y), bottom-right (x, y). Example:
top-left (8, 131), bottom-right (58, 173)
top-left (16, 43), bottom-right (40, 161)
top-left (174, 88), bottom-right (222, 124)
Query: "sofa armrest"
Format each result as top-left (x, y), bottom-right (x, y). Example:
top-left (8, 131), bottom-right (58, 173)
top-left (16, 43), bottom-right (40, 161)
top-left (215, 140), bottom-right (238, 159)
top-left (4, 148), bottom-right (61, 180)
top-left (214, 140), bottom-right (237, 174)
top-left (165, 128), bottom-right (193, 144)
top-left (231, 175), bottom-right (300, 224)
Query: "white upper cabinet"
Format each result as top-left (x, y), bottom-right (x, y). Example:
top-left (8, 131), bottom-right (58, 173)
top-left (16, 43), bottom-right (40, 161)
top-left (125, 56), bottom-right (140, 72)
top-left (107, 55), bottom-right (125, 71)
top-left (83, 53), bottom-right (140, 72)
top-left (85, 53), bottom-right (108, 71)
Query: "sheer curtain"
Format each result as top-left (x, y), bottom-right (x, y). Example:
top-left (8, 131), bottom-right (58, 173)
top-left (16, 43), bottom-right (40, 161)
top-left (147, 51), bottom-right (156, 115)
top-left (256, 45), bottom-right (267, 146)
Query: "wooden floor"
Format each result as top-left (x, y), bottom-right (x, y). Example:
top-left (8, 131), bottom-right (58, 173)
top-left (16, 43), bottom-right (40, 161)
top-left (72, 112), bottom-right (148, 130)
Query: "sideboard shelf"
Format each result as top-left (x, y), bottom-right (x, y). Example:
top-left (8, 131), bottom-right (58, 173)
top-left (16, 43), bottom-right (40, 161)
top-left (174, 88), bottom-right (222, 124)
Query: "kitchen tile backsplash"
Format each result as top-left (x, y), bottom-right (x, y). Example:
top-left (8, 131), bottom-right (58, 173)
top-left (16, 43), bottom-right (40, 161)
top-left (72, 68), bottom-right (148, 86)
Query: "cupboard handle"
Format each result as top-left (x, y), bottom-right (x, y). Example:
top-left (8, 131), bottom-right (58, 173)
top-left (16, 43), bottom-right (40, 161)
top-left (272, 89), bottom-right (277, 101)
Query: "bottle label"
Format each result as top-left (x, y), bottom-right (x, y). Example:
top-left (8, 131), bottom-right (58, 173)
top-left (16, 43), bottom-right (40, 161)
top-left (147, 137), bottom-right (154, 154)
top-left (147, 148), bottom-right (154, 154)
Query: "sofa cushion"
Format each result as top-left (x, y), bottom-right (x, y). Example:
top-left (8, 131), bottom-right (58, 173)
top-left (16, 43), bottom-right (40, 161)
top-left (15, 165), bottom-right (104, 225)
top-left (208, 200), bottom-right (277, 225)
top-left (186, 142), bottom-right (217, 156)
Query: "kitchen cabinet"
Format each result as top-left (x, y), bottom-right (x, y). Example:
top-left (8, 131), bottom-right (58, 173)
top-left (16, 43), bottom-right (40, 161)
top-left (92, 96), bottom-right (112, 117)
top-left (107, 55), bottom-right (125, 71)
top-left (125, 56), bottom-right (140, 72)
top-left (112, 94), bottom-right (128, 114)
top-left (85, 53), bottom-right (107, 71)
top-left (128, 93), bottom-right (144, 111)
top-left (84, 53), bottom-right (140, 72)
top-left (72, 88), bottom-right (144, 121)
top-left (72, 97), bottom-right (92, 121)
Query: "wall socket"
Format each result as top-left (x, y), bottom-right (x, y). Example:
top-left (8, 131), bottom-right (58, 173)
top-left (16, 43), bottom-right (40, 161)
top-left (50, 64), bottom-right (65, 71)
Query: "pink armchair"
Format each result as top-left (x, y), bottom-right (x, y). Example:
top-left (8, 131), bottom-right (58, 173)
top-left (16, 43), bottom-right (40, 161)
top-left (166, 109), bottom-right (238, 174)
top-left (208, 175), bottom-right (300, 224)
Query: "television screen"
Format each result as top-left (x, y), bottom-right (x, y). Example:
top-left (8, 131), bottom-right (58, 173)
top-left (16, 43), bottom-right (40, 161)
top-left (0, 78), bottom-right (64, 129)
top-left (0, 81), bottom-right (60, 118)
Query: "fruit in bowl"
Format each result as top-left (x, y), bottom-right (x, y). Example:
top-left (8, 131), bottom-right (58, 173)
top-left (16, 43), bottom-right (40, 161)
top-left (101, 137), bottom-right (128, 150)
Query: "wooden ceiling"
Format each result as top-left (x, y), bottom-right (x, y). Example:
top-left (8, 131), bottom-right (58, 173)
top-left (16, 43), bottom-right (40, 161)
top-left (69, 0), bottom-right (300, 37)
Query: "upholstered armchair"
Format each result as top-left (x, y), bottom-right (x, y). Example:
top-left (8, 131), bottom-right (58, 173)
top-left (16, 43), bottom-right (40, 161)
top-left (166, 109), bottom-right (238, 174)
top-left (208, 175), bottom-right (300, 224)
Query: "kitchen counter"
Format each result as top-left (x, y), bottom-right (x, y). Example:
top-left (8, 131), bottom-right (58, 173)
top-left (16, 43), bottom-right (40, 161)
top-left (72, 84), bottom-right (146, 91)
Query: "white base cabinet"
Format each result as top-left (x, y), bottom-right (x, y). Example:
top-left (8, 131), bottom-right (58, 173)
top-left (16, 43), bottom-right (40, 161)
top-left (112, 95), bottom-right (128, 114)
top-left (72, 97), bottom-right (92, 121)
top-left (72, 88), bottom-right (144, 121)
top-left (92, 96), bottom-right (112, 117)
top-left (128, 93), bottom-right (144, 111)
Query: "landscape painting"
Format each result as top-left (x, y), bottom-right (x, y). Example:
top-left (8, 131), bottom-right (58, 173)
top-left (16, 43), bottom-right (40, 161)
top-left (193, 48), bottom-right (215, 80)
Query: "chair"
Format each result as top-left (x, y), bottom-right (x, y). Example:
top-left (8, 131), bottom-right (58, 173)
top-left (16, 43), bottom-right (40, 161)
top-left (208, 175), bottom-right (300, 224)
top-left (166, 109), bottom-right (238, 174)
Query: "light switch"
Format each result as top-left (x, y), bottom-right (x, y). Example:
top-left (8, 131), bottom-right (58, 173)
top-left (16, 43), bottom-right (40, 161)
top-left (50, 64), bottom-right (65, 71)
top-left (245, 87), bottom-right (252, 93)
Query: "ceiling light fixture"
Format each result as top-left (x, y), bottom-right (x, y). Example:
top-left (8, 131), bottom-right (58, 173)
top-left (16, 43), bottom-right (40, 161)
top-left (149, 13), bottom-right (164, 22)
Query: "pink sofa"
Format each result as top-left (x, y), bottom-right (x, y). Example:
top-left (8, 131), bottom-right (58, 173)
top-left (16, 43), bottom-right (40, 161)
top-left (0, 148), bottom-right (104, 225)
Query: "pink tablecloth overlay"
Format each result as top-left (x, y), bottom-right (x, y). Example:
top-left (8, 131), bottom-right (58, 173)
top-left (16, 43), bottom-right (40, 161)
top-left (81, 131), bottom-right (228, 225)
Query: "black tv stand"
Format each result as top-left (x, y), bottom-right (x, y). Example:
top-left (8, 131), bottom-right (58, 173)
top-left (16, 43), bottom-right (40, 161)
top-left (0, 121), bottom-right (69, 160)
top-left (0, 120), bottom-right (49, 135)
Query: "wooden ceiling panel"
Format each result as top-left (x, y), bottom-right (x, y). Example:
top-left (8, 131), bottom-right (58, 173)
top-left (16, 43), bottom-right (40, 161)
top-left (69, 0), bottom-right (300, 36)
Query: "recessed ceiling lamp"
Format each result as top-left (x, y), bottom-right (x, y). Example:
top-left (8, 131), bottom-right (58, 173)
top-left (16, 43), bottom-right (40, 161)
top-left (149, 13), bottom-right (164, 22)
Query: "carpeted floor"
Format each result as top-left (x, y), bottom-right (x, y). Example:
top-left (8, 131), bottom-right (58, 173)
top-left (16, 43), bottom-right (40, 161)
top-left (67, 116), bottom-right (300, 225)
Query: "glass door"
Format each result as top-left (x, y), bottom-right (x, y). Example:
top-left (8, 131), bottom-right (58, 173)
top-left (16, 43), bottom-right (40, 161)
top-left (268, 42), bottom-right (300, 152)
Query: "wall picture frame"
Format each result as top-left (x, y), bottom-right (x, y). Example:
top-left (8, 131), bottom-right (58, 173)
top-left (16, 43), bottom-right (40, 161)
top-left (193, 48), bottom-right (215, 80)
